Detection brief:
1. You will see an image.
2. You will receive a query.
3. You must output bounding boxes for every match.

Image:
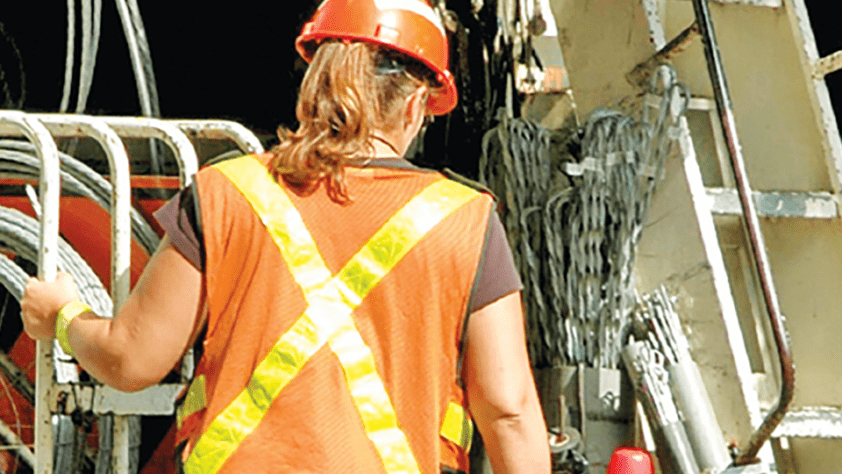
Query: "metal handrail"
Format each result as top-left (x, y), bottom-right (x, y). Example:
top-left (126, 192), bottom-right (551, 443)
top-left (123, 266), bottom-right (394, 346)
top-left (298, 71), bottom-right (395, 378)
top-left (32, 115), bottom-right (133, 304)
top-left (0, 111), bottom-right (61, 474)
top-left (690, 0), bottom-right (796, 465)
top-left (32, 114), bottom-right (135, 472)
top-left (171, 119), bottom-right (265, 156)
top-left (96, 116), bottom-right (198, 472)
top-left (99, 117), bottom-right (199, 186)
top-left (0, 112), bottom-right (260, 472)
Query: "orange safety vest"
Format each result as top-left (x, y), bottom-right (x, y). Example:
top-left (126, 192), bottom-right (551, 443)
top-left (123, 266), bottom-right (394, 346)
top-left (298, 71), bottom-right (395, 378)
top-left (174, 154), bottom-right (493, 474)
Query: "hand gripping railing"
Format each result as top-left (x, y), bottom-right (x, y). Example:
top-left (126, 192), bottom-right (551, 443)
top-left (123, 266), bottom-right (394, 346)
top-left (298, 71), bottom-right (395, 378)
top-left (0, 111), bottom-right (61, 474)
top-left (92, 116), bottom-right (199, 473)
top-left (0, 113), bottom-right (258, 473)
top-left (31, 114), bottom-right (134, 473)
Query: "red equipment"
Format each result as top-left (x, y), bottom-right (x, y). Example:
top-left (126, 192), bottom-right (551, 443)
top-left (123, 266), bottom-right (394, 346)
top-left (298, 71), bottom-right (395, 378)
top-left (606, 447), bottom-right (655, 474)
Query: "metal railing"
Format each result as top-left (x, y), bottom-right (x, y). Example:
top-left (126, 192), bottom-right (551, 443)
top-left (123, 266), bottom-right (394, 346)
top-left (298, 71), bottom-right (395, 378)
top-left (0, 112), bottom-right (263, 473)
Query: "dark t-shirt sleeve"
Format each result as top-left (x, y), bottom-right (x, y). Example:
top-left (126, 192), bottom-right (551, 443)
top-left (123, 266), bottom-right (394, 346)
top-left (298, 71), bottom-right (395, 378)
top-left (152, 188), bottom-right (522, 309)
top-left (153, 186), bottom-right (203, 271)
top-left (468, 211), bottom-right (523, 313)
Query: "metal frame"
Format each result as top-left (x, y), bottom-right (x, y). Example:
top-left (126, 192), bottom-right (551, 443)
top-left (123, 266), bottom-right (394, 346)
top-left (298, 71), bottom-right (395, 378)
top-left (677, 0), bottom-right (783, 7)
top-left (638, 0), bottom-right (780, 468)
top-left (707, 188), bottom-right (838, 219)
top-left (30, 114), bottom-right (135, 473)
top-left (0, 111), bottom-right (61, 473)
top-left (0, 113), bottom-right (267, 472)
top-left (772, 408), bottom-right (842, 439)
top-left (785, 0), bottom-right (842, 200)
top-left (172, 119), bottom-right (265, 156)
top-left (99, 117), bottom-right (199, 187)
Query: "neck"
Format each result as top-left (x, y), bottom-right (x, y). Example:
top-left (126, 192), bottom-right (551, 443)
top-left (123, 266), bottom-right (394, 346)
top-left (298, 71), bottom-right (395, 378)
top-left (370, 135), bottom-right (403, 159)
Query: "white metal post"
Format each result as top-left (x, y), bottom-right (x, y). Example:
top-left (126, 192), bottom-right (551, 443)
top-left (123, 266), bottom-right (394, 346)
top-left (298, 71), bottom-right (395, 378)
top-left (34, 114), bottom-right (134, 473)
top-left (0, 111), bottom-right (61, 474)
top-left (99, 117), bottom-right (197, 472)
top-left (101, 117), bottom-right (198, 186)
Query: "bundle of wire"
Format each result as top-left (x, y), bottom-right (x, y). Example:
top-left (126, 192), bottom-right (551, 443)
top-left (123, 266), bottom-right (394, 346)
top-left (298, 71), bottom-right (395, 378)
top-left (479, 67), bottom-right (689, 369)
top-left (0, 139), bottom-right (160, 254)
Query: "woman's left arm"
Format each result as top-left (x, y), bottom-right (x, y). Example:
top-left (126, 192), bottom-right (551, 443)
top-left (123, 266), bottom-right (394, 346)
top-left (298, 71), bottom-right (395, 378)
top-left (21, 235), bottom-right (205, 392)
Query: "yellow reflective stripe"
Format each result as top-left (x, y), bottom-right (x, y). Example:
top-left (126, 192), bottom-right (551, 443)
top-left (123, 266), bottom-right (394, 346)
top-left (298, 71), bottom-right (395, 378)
top-left (440, 402), bottom-right (473, 451)
top-left (186, 156), bottom-right (480, 474)
top-left (327, 321), bottom-right (420, 473)
top-left (335, 179), bottom-right (480, 304)
top-left (214, 157), bottom-right (331, 295)
top-left (177, 375), bottom-right (207, 429)
top-left (185, 313), bottom-right (327, 474)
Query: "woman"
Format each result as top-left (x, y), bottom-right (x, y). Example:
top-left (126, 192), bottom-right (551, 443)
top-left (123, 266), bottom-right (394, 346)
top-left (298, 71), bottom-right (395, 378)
top-left (22, 0), bottom-right (550, 472)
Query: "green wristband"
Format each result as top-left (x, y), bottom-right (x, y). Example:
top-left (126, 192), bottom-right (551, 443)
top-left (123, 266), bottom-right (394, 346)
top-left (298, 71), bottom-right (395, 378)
top-left (55, 299), bottom-right (91, 357)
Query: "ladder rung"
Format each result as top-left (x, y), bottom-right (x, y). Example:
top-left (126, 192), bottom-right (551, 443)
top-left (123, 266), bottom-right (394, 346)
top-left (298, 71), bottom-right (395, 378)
top-left (770, 407), bottom-right (842, 439)
top-left (676, 0), bottom-right (781, 7)
top-left (707, 188), bottom-right (839, 218)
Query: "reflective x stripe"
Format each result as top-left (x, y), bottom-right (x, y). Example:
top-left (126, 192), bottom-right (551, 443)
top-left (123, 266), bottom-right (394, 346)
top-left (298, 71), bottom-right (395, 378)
top-left (184, 156), bottom-right (480, 474)
top-left (440, 402), bottom-right (473, 452)
top-left (177, 375), bottom-right (207, 428)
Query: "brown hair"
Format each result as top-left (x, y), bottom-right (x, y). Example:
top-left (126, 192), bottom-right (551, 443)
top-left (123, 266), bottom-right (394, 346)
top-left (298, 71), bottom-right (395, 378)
top-left (270, 41), bottom-right (436, 203)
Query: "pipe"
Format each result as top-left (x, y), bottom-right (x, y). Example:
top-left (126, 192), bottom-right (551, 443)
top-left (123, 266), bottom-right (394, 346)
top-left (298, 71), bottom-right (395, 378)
top-left (689, 0), bottom-right (795, 465)
top-left (172, 119), bottom-right (266, 155)
top-left (0, 111), bottom-right (60, 474)
top-left (31, 115), bottom-right (132, 305)
top-left (626, 22), bottom-right (701, 89)
top-left (101, 117), bottom-right (199, 186)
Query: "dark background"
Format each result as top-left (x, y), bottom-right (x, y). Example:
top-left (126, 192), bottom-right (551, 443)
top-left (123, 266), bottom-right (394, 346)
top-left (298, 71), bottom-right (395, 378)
top-left (0, 1), bottom-right (840, 144)
top-left (0, 1), bottom-right (319, 137)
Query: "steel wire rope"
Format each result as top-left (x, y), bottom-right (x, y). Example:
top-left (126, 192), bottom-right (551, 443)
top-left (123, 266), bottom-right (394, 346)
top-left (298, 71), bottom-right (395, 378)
top-left (0, 149), bottom-right (160, 255)
top-left (60, 0), bottom-right (76, 113)
top-left (0, 208), bottom-right (112, 316)
top-left (126, 0), bottom-right (159, 117)
top-left (0, 214), bottom-right (112, 474)
top-left (0, 140), bottom-right (160, 254)
top-left (75, 0), bottom-right (102, 113)
top-left (479, 67), bottom-right (687, 368)
top-left (0, 250), bottom-right (104, 474)
top-left (0, 372), bottom-right (30, 471)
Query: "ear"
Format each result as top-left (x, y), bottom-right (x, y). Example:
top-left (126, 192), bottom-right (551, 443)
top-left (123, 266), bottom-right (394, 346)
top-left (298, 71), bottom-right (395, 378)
top-left (403, 86), bottom-right (429, 132)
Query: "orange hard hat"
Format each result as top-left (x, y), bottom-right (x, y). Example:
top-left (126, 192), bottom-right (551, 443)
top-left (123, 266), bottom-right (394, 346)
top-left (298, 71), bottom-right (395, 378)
top-left (296, 0), bottom-right (458, 115)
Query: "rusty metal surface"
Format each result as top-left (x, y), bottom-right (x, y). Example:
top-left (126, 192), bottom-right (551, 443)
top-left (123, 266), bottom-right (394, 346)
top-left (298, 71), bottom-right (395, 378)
top-left (813, 49), bottom-right (842, 80)
top-left (627, 22), bottom-right (701, 89)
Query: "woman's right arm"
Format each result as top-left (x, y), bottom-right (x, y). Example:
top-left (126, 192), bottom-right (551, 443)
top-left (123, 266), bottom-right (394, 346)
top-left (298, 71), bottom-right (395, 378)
top-left (21, 235), bottom-right (206, 392)
top-left (463, 291), bottom-right (551, 473)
